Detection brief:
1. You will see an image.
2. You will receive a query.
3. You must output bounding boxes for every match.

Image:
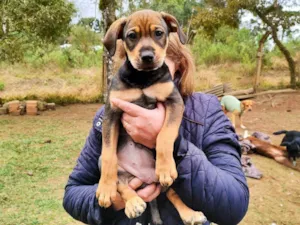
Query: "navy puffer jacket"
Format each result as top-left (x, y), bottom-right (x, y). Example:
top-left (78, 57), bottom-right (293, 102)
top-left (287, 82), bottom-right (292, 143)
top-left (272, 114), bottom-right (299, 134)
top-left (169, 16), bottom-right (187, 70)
top-left (63, 93), bottom-right (249, 225)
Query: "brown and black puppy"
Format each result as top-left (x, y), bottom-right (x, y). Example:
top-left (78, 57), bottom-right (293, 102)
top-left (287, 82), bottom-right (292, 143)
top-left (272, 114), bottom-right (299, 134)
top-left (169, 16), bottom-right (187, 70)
top-left (96, 10), bottom-right (206, 225)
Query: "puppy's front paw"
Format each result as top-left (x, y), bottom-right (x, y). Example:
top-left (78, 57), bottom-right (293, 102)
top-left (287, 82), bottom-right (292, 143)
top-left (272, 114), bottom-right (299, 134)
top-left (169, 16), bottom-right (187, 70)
top-left (156, 160), bottom-right (178, 187)
top-left (181, 211), bottom-right (207, 225)
top-left (125, 196), bottom-right (147, 219)
top-left (96, 182), bottom-right (117, 208)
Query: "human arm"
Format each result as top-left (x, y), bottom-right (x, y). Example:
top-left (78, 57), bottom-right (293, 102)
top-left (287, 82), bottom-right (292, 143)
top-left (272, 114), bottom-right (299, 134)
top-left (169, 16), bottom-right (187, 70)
top-left (172, 95), bottom-right (249, 225)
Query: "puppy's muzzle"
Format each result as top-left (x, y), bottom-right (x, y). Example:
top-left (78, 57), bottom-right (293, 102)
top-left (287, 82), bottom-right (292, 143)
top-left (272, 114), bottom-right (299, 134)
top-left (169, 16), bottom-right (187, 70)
top-left (141, 50), bottom-right (154, 63)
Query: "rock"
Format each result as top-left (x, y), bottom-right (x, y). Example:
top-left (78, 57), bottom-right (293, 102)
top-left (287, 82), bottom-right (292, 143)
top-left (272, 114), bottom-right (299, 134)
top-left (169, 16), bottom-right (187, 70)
top-left (0, 107), bottom-right (8, 115)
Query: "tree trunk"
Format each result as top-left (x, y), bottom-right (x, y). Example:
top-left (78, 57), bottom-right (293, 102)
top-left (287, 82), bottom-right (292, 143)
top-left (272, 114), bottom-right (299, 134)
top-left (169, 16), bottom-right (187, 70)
top-left (254, 6), bottom-right (297, 89)
top-left (271, 30), bottom-right (296, 88)
top-left (253, 30), bottom-right (271, 93)
top-left (99, 0), bottom-right (116, 102)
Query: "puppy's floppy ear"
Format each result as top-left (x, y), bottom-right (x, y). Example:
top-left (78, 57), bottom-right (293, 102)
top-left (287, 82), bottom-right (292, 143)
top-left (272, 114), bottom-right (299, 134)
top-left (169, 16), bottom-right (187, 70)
top-left (103, 17), bottom-right (127, 57)
top-left (161, 12), bottom-right (186, 44)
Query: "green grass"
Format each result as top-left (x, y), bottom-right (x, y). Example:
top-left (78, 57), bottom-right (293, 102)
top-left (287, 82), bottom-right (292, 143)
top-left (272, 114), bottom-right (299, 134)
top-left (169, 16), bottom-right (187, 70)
top-left (0, 113), bottom-right (91, 225)
top-left (0, 81), bottom-right (4, 91)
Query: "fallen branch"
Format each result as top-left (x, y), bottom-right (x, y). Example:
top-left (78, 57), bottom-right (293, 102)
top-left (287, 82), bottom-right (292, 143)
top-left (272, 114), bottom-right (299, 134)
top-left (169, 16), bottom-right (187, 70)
top-left (234, 89), bottom-right (298, 100)
top-left (224, 88), bottom-right (254, 96)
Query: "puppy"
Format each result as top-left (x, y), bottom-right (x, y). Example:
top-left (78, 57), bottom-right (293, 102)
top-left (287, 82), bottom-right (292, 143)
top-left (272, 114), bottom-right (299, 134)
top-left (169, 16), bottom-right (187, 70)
top-left (96, 10), bottom-right (206, 225)
top-left (273, 130), bottom-right (300, 166)
top-left (220, 95), bottom-right (254, 129)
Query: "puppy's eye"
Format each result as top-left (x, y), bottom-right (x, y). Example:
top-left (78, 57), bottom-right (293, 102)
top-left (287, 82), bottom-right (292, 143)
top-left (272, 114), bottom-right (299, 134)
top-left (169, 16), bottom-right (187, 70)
top-left (155, 30), bottom-right (164, 37)
top-left (127, 32), bottom-right (137, 40)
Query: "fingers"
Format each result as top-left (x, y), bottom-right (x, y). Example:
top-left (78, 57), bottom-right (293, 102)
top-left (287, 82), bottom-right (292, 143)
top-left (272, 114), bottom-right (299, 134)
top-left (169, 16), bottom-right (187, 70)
top-left (122, 113), bottom-right (134, 125)
top-left (122, 118), bottom-right (134, 133)
top-left (145, 184), bottom-right (161, 202)
top-left (128, 178), bottom-right (143, 190)
top-left (156, 102), bottom-right (165, 112)
top-left (111, 98), bottom-right (145, 117)
top-left (137, 184), bottom-right (161, 202)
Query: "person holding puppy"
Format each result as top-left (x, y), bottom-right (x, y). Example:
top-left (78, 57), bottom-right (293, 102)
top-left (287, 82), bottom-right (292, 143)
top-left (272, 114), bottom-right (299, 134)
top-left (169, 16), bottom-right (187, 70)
top-left (63, 30), bottom-right (249, 225)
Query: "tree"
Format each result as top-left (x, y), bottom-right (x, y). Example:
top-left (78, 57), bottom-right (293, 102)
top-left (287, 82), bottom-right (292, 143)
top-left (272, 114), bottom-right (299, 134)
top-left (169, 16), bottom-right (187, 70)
top-left (192, 0), bottom-right (240, 38)
top-left (0, 0), bottom-right (76, 62)
top-left (250, 1), bottom-right (300, 88)
top-left (193, 0), bottom-right (300, 88)
top-left (1, 0), bottom-right (75, 42)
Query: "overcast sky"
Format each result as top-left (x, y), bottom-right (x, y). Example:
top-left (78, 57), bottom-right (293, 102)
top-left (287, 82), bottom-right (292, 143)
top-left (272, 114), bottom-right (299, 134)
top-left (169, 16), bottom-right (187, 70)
top-left (70, 0), bottom-right (101, 23)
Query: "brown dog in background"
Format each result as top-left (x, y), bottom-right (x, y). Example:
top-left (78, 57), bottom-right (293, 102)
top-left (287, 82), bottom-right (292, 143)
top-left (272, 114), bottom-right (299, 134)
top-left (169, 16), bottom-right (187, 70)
top-left (220, 95), bottom-right (254, 129)
top-left (96, 10), bottom-right (206, 225)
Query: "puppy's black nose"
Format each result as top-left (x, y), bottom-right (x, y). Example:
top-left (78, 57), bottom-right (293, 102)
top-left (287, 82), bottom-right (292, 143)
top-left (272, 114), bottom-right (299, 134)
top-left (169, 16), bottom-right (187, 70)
top-left (141, 51), bottom-right (154, 63)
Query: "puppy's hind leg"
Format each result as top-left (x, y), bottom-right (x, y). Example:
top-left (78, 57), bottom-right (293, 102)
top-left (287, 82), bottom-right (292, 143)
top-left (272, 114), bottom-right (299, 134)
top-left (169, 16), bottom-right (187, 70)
top-left (167, 188), bottom-right (207, 225)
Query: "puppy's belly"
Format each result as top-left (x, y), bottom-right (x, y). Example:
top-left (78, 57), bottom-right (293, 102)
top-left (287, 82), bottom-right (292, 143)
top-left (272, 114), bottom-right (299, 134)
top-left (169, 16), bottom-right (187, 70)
top-left (117, 136), bottom-right (157, 184)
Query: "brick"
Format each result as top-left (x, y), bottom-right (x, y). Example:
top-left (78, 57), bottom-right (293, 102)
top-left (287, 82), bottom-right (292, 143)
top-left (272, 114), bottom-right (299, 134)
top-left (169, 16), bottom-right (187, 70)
top-left (26, 100), bottom-right (38, 115)
top-left (8, 100), bottom-right (20, 114)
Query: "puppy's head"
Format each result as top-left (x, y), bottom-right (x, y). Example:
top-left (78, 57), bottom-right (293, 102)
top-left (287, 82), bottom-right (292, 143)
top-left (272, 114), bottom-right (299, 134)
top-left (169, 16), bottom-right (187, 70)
top-left (103, 10), bottom-right (186, 71)
top-left (282, 138), bottom-right (300, 165)
top-left (242, 100), bottom-right (254, 112)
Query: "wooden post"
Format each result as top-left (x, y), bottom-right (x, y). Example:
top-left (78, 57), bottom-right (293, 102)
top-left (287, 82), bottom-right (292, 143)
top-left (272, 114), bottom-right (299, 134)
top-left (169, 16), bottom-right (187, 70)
top-left (253, 31), bottom-right (271, 93)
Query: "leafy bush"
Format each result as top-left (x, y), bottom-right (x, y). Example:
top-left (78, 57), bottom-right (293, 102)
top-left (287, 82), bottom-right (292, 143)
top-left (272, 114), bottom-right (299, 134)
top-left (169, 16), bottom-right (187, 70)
top-left (20, 25), bottom-right (103, 70)
top-left (0, 33), bottom-right (30, 63)
top-left (192, 26), bottom-right (257, 67)
top-left (70, 26), bottom-right (101, 53)
top-left (23, 46), bottom-right (102, 70)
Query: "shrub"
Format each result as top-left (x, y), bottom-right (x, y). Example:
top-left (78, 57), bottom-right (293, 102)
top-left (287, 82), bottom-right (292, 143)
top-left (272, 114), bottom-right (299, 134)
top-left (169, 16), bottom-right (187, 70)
top-left (70, 25), bottom-right (101, 53)
top-left (192, 26), bottom-right (257, 67)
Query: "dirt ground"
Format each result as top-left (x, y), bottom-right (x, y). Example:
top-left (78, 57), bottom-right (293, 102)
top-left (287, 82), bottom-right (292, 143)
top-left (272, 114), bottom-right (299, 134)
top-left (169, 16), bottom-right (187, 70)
top-left (235, 92), bottom-right (300, 225)
top-left (38, 92), bottom-right (300, 224)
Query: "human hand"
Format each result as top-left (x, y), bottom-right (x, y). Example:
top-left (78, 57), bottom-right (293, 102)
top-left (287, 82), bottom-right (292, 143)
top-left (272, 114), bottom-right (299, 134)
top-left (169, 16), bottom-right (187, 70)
top-left (110, 98), bottom-right (165, 149)
top-left (112, 178), bottom-right (161, 211)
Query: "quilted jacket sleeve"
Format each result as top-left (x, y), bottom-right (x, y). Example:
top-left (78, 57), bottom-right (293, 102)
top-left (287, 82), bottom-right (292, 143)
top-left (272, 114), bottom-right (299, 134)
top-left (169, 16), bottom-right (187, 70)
top-left (173, 96), bottom-right (249, 225)
top-left (63, 106), bottom-right (119, 225)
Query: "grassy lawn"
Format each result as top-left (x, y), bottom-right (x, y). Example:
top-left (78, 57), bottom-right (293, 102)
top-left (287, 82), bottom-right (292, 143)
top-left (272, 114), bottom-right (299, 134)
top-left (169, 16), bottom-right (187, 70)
top-left (0, 104), bottom-right (101, 225)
